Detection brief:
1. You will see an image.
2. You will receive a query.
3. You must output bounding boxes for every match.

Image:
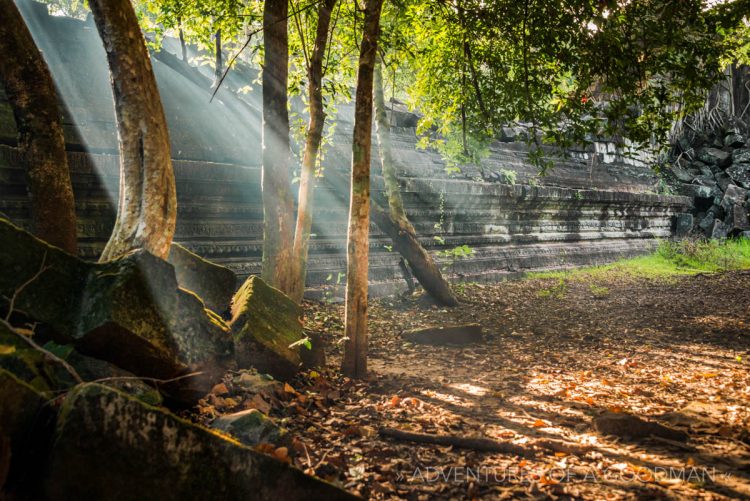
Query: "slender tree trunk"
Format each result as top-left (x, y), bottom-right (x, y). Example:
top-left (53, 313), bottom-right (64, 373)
top-left (0, 0), bottom-right (78, 254)
top-left (341, 0), bottom-right (385, 379)
top-left (373, 62), bottom-right (458, 306)
top-left (213, 28), bottom-right (222, 86)
top-left (178, 16), bottom-right (187, 62)
top-left (261, 0), bottom-right (295, 292)
top-left (89, 0), bottom-right (176, 261)
top-left (289, 0), bottom-right (338, 304)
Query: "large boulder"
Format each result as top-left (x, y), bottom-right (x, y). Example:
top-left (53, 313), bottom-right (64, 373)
top-left (0, 218), bottom-right (90, 335)
top-left (668, 163), bottom-right (695, 183)
top-left (0, 219), bottom-right (233, 404)
top-left (726, 163), bottom-right (750, 188)
top-left (725, 133), bottom-right (746, 148)
top-left (733, 148), bottom-right (750, 164)
top-left (697, 147), bottom-right (731, 168)
top-left (230, 276), bottom-right (305, 379)
top-left (698, 211), bottom-right (717, 235)
top-left (211, 409), bottom-right (290, 448)
top-left (720, 184), bottom-right (748, 211)
top-left (726, 204), bottom-right (750, 233)
top-left (45, 384), bottom-right (355, 501)
top-left (167, 243), bottom-right (236, 315)
top-left (71, 251), bottom-right (234, 403)
top-left (0, 320), bottom-right (161, 405)
top-left (673, 213), bottom-right (693, 238)
top-left (711, 219), bottom-right (730, 240)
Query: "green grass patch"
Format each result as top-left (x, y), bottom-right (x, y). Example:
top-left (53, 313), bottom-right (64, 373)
top-left (527, 238), bottom-right (750, 282)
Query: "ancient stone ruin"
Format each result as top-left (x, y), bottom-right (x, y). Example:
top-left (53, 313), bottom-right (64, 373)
top-left (668, 128), bottom-right (750, 239)
top-left (0, 1), bottom-right (692, 301)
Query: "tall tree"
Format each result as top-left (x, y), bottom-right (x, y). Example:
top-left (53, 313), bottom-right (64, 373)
top-left (372, 60), bottom-right (458, 306)
top-left (341, 0), bottom-right (385, 379)
top-left (212, 28), bottom-right (222, 87)
top-left (89, 0), bottom-right (176, 261)
top-left (289, 0), bottom-right (338, 303)
top-left (0, 0), bottom-right (78, 254)
top-left (261, 0), bottom-right (295, 292)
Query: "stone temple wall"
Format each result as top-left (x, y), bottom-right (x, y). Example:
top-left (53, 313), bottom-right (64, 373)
top-left (0, 1), bottom-right (692, 298)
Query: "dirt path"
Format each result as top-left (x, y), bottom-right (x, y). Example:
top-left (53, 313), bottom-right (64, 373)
top-left (207, 271), bottom-right (750, 499)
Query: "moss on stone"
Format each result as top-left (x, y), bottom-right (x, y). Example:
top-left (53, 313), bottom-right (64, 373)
top-left (230, 276), bottom-right (304, 379)
top-left (46, 384), bottom-right (357, 501)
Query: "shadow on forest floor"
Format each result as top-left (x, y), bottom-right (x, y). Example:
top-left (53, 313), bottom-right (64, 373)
top-left (206, 270), bottom-right (750, 499)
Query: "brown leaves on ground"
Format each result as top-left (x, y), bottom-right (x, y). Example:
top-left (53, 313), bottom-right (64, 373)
top-left (194, 271), bottom-right (750, 499)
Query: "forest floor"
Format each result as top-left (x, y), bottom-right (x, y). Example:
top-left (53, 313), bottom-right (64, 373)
top-left (201, 270), bottom-right (750, 500)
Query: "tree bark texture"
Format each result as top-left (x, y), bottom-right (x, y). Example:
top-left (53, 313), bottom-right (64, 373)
top-left (289, 0), bottom-right (338, 304)
top-left (89, 0), bottom-right (176, 261)
top-left (0, 0), bottom-right (78, 254)
top-left (261, 0), bottom-right (295, 292)
top-left (341, 0), bottom-right (385, 379)
top-left (373, 62), bottom-right (459, 306)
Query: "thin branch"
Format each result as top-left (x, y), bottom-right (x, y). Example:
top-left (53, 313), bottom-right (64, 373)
top-left (209, 0), bottom-right (326, 102)
top-left (322, 0), bottom-right (342, 77)
top-left (379, 427), bottom-right (538, 458)
top-left (90, 371), bottom-right (204, 386)
top-left (4, 252), bottom-right (49, 322)
top-left (291, 0), bottom-right (311, 70)
top-left (0, 318), bottom-right (83, 384)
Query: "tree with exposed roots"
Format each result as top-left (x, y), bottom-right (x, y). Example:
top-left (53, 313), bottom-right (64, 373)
top-left (0, 0), bottom-right (78, 255)
top-left (89, 0), bottom-right (176, 262)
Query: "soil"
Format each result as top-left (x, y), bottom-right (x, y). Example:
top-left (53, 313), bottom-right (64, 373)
top-left (197, 271), bottom-right (750, 500)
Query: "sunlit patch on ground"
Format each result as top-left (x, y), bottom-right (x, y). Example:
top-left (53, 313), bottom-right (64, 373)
top-left (196, 270), bottom-right (750, 499)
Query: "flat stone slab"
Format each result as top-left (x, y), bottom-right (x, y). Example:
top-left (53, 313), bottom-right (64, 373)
top-left (593, 412), bottom-right (688, 442)
top-left (402, 324), bottom-right (483, 345)
top-left (168, 243), bottom-right (236, 315)
top-left (46, 384), bottom-right (357, 501)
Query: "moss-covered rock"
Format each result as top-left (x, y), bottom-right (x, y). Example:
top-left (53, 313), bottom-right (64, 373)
top-left (210, 409), bottom-right (289, 448)
top-left (0, 321), bottom-right (162, 405)
top-left (0, 321), bottom-right (78, 394)
top-left (0, 369), bottom-right (54, 497)
top-left (0, 219), bottom-right (234, 404)
top-left (45, 384), bottom-right (357, 501)
top-left (230, 276), bottom-right (304, 379)
top-left (0, 218), bottom-right (89, 336)
top-left (71, 250), bottom-right (234, 404)
top-left (168, 243), bottom-right (237, 315)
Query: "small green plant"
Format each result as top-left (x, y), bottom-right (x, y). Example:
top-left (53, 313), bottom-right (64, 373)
top-left (538, 277), bottom-right (567, 299)
top-left (498, 169), bottom-right (517, 185)
top-left (573, 190), bottom-right (583, 200)
top-left (437, 244), bottom-right (475, 275)
top-left (655, 177), bottom-right (675, 195)
top-left (289, 337), bottom-right (312, 350)
top-left (589, 284), bottom-right (610, 298)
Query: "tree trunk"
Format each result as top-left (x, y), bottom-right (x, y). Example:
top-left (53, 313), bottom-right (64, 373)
top-left (178, 16), bottom-right (187, 62)
top-left (89, 0), bottom-right (176, 262)
top-left (0, 0), bottom-right (78, 254)
top-left (213, 28), bottom-right (222, 86)
top-left (341, 0), bottom-right (384, 379)
top-left (373, 62), bottom-right (458, 306)
top-left (289, 0), bottom-right (338, 304)
top-left (261, 0), bottom-right (295, 292)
